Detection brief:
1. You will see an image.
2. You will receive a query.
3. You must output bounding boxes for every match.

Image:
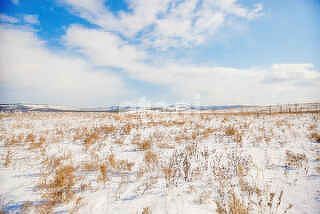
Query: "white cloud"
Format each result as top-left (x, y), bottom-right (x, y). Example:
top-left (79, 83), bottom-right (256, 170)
top-left (23, 14), bottom-right (40, 25)
top-left (263, 64), bottom-right (320, 83)
top-left (0, 25), bottom-right (128, 106)
top-left (214, 0), bottom-right (263, 19)
top-left (11, 0), bottom-right (19, 5)
top-left (61, 24), bottom-right (320, 105)
top-left (131, 63), bottom-right (320, 105)
top-left (0, 14), bottom-right (19, 24)
top-left (64, 25), bottom-right (145, 69)
top-left (61, 0), bottom-right (263, 49)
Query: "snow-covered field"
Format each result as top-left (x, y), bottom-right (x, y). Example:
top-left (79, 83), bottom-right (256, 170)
top-left (0, 111), bottom-right (319, 213)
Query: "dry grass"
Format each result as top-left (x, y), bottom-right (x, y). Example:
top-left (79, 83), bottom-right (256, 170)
top-left (138, 140), bottom-right (151, 151)
top-left (175, 134), bottom-right (189, 143)
top-left (70, 196), bottom-right (83, 214)
top-left (40, 165), bottom-right (76, 205)
top-left (310, 132), bottom-right (320, 143)
top-left (229, 192), bottom-right (249, 214)
top-left (98, 163), bottom-right (108, 183)
top-left (4, 151), bottom-right (12, 167)
top-left (162, 167), bottom-right (174, 187)
top-left (121, 123), bottom-right (133, 135)
top-left (6, 134), bottom-right (23, 146)
top-left (108, 154), bottom-right (117, 169)
top-left (108, 154), bottom-right (134, 171)
top-left (224, 126), bottom-right (242, 144)
top-left (81, 162), bottom-right (99, 172)
top-left (142, 206), bottom-right (152, 214)
top-left (42, 157), bottom-right (63, 171)
top-left (1, 110), bottom-right (318, 213)
top-left (216, 180), bottom-right (288, 214)
top-left (202, 128), bottom-right (216, 138)
top-left (118, 159), bottom-right (134, 171)
top-left (144, 150), bottom-right (158, 167)
top-left (101, 125), bottom-right (116, 134)
top-left (25, 133), bottom-right (36, 143)
top-left (215, 186), bottom-right (249, 214)
top-left (29, 135), bottom-right (46, 150)
top-left (157, 142), bottom-right (174, 149)
top-left (239, 178), bottom-right (261, 197)
top-left (285, 150), bottom-right (308, 169)
top-left (84, 132), bottom-right (99, 148)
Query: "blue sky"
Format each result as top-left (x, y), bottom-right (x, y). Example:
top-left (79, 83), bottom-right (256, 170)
top-left (0, 0), bottom-right (319, 106)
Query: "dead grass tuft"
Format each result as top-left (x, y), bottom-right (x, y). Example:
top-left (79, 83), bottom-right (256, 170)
top-left (310, 132), bottom-right (320, 143)
top-left (29, 136), bottom-right (46, 150)
top-left (108, 154), bottom-right (117, 169)
top-left (202, 128), bottom-right (216, 138)
top-left (224, 126), bottom-right (242, 144)
top-left (118, 160), bottom-right (134, 171)
top-left (4, 151), bottom-right (12, 167)
top-left (138, 140), bottom-right (151, 150)
top-left (229, 192), bottom-right (249, 214)
top-left (40, 165), bottom-right (76, 205)
top-left (108, 154), bottom-right (134, 171)
top-left (121, 123), bottom-right (133, 135)
top-left (285, 150), bottom-right (308, 168)
top-left (144, 150), bottom-right (158, 167)
top-left (162, 167), bottom-right (174, 187)
top-left (142, 206), bottom-right (152, 214)
top-left (98, 163), bottom-right (108, 183)
top-left (81, 162), bottom-right (98, 172)
top-left (84, 132), bottom-right (99, 148)
top-left (25, 133), bottom-right (36, 143)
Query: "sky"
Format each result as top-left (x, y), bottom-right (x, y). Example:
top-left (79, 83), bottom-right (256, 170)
top-left (0, 0), bottom-right (319, 107)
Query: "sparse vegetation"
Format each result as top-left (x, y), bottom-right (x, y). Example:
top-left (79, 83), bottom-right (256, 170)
top-left (0, 110), bottom-right (318, 213)
top-left (40, 165), bottom-right (76, 205)
top-left (285, 150), bottom-right (308, 169)
top-left (310, 132), bottom-right (320, 143)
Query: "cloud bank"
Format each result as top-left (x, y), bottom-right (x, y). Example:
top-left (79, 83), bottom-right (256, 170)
top-left (0, 0), bottom-right (319, 106)
top-left (61, 0), bottom-right (262, 49)
top-left (0, 25), bottom-right (128, 106)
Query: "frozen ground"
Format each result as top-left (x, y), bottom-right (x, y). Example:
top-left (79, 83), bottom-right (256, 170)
top-left (0, 111), bottom-right (319, 213)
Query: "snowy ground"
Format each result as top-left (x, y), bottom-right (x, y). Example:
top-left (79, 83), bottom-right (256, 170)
top-left (0, 111), bottom-right (319, 213)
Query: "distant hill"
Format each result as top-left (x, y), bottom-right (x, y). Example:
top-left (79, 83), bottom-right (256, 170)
top-left (0, 103), bottom-right (244, 112)
top-left (1, 103), bottom-right (318, 113)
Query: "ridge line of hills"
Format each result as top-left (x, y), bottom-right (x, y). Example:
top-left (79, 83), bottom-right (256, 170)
top-left (1, 103), bottom-right (319, 113)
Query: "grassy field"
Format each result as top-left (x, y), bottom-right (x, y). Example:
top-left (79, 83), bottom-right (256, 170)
top-left (0, 110), bottom-right (319, 213)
